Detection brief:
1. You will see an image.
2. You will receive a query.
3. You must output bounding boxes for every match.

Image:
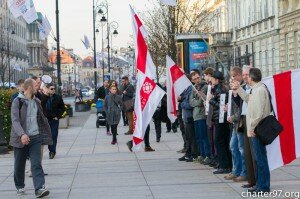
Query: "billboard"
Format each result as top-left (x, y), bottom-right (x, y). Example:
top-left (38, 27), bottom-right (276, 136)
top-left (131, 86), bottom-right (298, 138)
top-left (189, 41), bottom-right (208, 72)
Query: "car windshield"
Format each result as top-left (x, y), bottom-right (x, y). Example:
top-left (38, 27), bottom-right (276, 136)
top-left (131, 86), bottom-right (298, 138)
top-left (82, 89), bottom-right (88, 92)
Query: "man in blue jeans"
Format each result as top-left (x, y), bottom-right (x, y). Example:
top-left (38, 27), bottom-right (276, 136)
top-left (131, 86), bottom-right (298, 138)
top-left (10, 78), bottom-right (52, 198)
top-left (189, 71), bottom-right (212, 164)
top-left (233, 68), bottom-right (271, 193)
top-left (225, 67), bottom-right (247, 182)
top-left (44, 83), bottom-right (65, 159)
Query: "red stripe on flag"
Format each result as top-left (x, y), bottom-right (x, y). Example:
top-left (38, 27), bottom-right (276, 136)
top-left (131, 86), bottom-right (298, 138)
top-left (274, 71), bottom-right (296, 164)
top-left (140, 77), bottom-right (156, 111)
top-left (171, 86), bottom-right (177, 117)
top-left (134, 14), bottom-right (147, 74)
top-left (170, 65), bottom-right (184, 83)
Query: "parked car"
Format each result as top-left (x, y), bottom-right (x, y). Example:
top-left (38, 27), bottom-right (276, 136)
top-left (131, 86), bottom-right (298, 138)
top-left (81, 89), bottom-right (90, 97)
top-left (88, 88), bottom-right (95, 96)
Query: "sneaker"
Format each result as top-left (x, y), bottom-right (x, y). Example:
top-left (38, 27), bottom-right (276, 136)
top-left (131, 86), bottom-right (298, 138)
top-left (124, 132), bottom-right (133, 135)
top-left (145, 147), bottom-right (155, 152)
top-left (17, 188), bottom-right (25, 196)
top-left (203, 157), bottom-right (212, 165)
top-left (213, 168), bottom-right (231, 174)
top-left (186, 157), bottom-right (196, 162)
top-left (126, 141), bottom-right (133, 152)
top-left (224, 173), bottom-right (237, 180)
top-left (35, 186), bottom-right (49, 198)
top-left (233, 176), bottom-right (247, 182)
top-left (178, 155), bottom-right (189, 161)
top-left (49, 152), bottom-right (55, 159)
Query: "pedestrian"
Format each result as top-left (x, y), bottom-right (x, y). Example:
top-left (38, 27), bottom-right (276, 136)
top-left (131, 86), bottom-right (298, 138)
top-left (44, 83), bottom-right (65, 159)
top-left (10, 78), bottom-right (51, 198)
top-left (121, 76), bottom-right (135, 135)
top-left (74, 89), bottom-right (82, 102)
top-left (104, 85), bottom-right (123, 145)
top-left (176, 94), bottom-right (187, 153)
top-left (94, 80), bottom-right (109, 100)
top-left (232, 68), bottom-right (271, 193)
top-left (153, 100), bottom-right (162, 142)
top-left (209, 70), bottom-right (232, 174)
top-left (190, 71), bottom-right (212, 165)
top-left (224, 66), bottom-right (247, 182)
top-left (178, 74), bottom-right (198, 162)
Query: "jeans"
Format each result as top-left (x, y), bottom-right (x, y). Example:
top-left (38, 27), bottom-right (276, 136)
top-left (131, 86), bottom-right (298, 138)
top-left (111, 124), bottom-right (118, 142)
top-left (250, 137), bottom-right (270, 191)
top-left (214, 123), bottom-right (232, 169)
top-left (230, 130), bottom-right (246, 177)
top-left (14, 135), bottom-right (45, 191)
top-left (48, 119), bottom-right (59, 154)
top-left (194, 119), bottom-right (211, 158)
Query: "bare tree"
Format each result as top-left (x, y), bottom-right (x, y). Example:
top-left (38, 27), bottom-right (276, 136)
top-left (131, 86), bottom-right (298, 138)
top-left (141, 0), bottom-right (216, 81)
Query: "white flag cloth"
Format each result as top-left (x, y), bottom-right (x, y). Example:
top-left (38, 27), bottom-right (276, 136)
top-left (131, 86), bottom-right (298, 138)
top-left (161, 0), bottom-right (177, 6)
top-left (7, 0), bottom-right (38, 24)
top-left (260, 69), bottom-right (300, 171)
top-left (132, 72), bottom-right (165, 151)
top-left (37, 22), bottom-right (47, 40)
top-left (130, 5), bottom-right (156, 79)
top-left (166, 56), bottom-right (192, 123)
top-left (42, 15), bottom-right (52, 36)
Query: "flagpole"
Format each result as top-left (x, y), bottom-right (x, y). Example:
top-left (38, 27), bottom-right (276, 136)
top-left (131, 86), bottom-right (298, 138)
top-left (93, 0), bottom-right (98, 89)
top-left (55, 0), bottom-right (62, 95)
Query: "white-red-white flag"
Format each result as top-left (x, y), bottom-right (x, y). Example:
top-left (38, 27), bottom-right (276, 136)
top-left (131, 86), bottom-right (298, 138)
top-left (130, 5), bottom-right (156, 79)
top-left (166, 56), bottom-right (192, 123)
top-left (262, 70), bottom-right (300, 170)
top-left (132, 73), bottom-right (165, 151)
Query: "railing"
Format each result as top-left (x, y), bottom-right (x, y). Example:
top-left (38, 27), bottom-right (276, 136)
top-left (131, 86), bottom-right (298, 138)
top-left (211, 32), bottom-right (232, 46)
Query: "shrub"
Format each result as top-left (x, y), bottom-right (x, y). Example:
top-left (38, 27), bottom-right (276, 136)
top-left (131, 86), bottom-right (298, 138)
top-left (0, 89), bottom-right (16, 146)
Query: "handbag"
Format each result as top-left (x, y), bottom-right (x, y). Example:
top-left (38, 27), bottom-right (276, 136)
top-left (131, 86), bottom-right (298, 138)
top-left (254, 85), bottom-right (283, 145)
top-left (123, 99), bottom-right (134, 112)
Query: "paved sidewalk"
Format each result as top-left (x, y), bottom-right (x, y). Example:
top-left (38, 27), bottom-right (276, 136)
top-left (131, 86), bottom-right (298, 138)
top-left (0, 111), bottom-right (300, 199)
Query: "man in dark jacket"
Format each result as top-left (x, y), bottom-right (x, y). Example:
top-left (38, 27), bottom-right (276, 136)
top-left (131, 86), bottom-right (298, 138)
top-left (94, 80), bottom-right (109, 100)
top-left (44, 83), bottom-right (65, 159)
top-left (10, 78), bottom-right (51, 198)
top-left (121, 76), bottom-right (135, 135)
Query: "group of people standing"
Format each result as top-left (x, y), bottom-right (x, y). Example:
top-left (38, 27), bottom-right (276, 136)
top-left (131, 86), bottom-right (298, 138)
top-left (10, 77), bottom-right (65, 198)
top-left (174, 66), bottom-right (271, 193)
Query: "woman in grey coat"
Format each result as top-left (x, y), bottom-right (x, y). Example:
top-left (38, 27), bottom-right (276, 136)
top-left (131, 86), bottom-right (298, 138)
top-left (104, 84), bottom-right (123, 144)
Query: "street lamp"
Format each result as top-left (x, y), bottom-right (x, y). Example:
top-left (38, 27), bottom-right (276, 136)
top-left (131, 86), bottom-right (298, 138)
top-left (55, 0), bottom-right (62, 95)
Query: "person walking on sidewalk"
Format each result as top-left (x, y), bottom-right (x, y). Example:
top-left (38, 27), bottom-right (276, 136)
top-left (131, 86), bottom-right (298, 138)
top-left (10, 78), bottom-right (52, 198)
top-left (104, 85), bottom-right (123, 145)
top-left (44, 83), bottom-right (65, 159)
top-left (121, 76), bottom-right (135, 135)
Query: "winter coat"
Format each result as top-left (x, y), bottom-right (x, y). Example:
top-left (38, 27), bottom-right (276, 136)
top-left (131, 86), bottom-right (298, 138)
top-left (209, 83), bottom-right (228, 123)
top-left (190, 83), bottom-right (207, 121)
top-left (10, 95), bottom-right (53, 148)
top-left (121, 83), bottom-right (135, 102)
top-left (181, 85), bottom-right (193, 123)
top-left (45, 93), bottom-right (65, 120)
top-left (104, 94), bottom-right (123, 125)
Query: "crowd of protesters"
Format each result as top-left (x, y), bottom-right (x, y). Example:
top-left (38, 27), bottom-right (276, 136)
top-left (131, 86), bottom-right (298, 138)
top-left (172, 66), bottom-right (271, 194)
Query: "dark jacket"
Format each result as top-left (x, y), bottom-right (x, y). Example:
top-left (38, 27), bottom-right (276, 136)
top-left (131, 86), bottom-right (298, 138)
top-left (10, 96), bottom-right (53, 148)
top-left (209, 83), bottom-right (228, 123)
top-left (121, 83), bottom-right (135, 102)
top-left (181, 85), bottom-right (193, 123)
top-left (104, 94), bottom-right (123, 125)
top-left (95, 86), bottom-right (109, 100)
top-left (45, 93), bottom-right (65, 120)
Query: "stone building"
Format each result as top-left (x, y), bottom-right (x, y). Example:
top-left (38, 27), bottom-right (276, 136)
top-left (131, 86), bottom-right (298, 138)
top-left (226, 0), bottom-right (280, 77)
top-left (279, 0), bottom-right (300, 72)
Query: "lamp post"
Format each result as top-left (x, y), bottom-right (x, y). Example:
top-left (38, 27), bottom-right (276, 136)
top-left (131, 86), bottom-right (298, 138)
top-left (56, 0), bottom-right (62, 94)
top-left (96, 15), bottom-right (107, 83)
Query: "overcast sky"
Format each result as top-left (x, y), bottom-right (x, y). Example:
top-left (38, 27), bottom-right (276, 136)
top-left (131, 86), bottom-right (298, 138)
top-left (34, 0), bottom-right (152, 58)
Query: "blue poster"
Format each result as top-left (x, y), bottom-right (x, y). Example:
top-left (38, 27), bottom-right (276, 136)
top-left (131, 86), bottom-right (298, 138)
top-left (189, 42), bottom-right (208, 72)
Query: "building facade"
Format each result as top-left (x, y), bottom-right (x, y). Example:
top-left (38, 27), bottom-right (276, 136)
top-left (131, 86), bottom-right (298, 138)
top-left (279, 0), bottom-right (300, 72)
top-left (0, 1), bottom-right (29, 85)
top-left (226, 0), bottom-right (280, 77)
top-left (27, 12), bottom-right (49, 77)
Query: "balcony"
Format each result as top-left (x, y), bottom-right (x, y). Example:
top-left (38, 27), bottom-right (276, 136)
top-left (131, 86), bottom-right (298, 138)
top-left (210, 32), bottom-right (232, 47)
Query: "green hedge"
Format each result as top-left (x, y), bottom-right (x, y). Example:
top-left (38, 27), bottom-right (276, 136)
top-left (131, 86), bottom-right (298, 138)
top-left (0, 89), bottom-right (15, 146)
